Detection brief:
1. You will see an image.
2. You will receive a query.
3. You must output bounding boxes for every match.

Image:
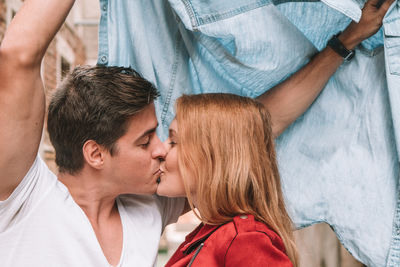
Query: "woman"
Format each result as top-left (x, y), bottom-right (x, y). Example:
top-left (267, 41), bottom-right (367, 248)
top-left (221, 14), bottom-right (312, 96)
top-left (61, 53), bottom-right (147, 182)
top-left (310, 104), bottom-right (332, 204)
top-left (157, 93), bottom-right (297, 266)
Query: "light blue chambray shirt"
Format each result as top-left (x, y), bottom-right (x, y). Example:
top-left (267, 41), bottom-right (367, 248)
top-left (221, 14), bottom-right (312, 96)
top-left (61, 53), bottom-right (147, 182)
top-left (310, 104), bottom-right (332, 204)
top-left (97, 1), bottom-right (400, 266)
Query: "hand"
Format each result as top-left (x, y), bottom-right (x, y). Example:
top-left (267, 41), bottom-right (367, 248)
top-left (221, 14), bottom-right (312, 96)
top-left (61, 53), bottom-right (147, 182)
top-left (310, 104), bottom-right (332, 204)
top-left (339, 0), bottom-right (395, 49)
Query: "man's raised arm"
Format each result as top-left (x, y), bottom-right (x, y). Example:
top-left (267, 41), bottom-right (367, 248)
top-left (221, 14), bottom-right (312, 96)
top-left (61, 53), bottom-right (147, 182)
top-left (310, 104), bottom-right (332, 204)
top-left (258, 0), bottom-right (394, 137)
top-left (0, 0), bottom-right (75, 200)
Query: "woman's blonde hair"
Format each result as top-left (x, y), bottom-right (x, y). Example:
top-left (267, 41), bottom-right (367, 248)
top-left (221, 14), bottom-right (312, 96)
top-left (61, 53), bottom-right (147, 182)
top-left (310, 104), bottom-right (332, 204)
top-left (175, 93), bottom-right (298, 266)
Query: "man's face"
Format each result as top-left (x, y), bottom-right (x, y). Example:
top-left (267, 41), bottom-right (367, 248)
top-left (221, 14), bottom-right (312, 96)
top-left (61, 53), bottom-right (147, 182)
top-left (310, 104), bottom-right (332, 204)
top-left (103, 103), bottom-right (166, 195)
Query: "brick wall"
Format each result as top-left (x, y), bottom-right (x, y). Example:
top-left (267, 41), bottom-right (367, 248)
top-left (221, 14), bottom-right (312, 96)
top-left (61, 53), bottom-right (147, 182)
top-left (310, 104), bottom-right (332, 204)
top-left (61, 24), bottom-right (86, 66)
top-left (43, 24), bottom-right (86, 95)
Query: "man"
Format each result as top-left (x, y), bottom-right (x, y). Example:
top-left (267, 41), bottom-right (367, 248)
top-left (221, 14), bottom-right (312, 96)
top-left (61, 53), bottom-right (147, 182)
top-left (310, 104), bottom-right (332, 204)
top-left (0, 0), bottom-right (391, 266)
top-left (0, 1), bottom-right (184, 266)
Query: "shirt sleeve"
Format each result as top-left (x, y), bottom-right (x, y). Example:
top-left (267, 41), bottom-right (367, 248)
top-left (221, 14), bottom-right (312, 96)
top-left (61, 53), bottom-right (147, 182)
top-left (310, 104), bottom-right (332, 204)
top-left (156, 196), bottom-right (186, 230)
top-left (0, 155), bottom-right (50, 232)
top-left (225, 231), bottom-right (293, 267)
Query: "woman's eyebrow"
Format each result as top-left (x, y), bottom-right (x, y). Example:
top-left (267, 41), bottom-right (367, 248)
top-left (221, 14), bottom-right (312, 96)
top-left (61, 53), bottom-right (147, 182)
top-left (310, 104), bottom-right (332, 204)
top-left (169, 129), bottom-right (177, 136)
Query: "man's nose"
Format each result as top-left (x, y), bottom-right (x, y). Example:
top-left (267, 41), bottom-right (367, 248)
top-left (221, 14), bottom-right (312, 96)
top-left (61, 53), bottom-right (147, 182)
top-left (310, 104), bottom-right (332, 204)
top-left (152, 135), bottom-right (167, 160)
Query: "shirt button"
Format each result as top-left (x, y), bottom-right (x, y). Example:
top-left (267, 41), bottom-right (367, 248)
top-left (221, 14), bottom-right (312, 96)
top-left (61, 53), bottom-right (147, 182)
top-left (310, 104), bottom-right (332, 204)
top-left (240, 215), bottom-right (248, 219)
top-left (100, 55), bottom-right (108, 63)
top-left (102, 5), bottom-right (107, 12)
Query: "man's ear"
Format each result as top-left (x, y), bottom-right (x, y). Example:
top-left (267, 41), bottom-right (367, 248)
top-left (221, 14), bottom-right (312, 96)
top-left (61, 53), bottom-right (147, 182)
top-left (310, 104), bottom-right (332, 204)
top-left (82, 140), bottom-right (106, 170)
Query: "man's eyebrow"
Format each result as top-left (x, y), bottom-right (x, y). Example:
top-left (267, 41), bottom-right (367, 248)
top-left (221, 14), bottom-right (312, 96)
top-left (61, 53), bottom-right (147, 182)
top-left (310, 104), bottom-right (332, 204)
top-left (136, 124), bottom-right (158, 141)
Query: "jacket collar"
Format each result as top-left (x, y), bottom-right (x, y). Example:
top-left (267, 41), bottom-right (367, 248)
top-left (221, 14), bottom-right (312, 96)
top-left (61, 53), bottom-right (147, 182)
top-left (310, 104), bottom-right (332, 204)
top-left (181, 223), bottom-right (221, 255)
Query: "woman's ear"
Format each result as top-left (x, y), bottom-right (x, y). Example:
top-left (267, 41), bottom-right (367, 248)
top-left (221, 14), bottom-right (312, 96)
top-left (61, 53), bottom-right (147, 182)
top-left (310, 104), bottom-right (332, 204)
top-left (82, 140), bottom-right (105, 170)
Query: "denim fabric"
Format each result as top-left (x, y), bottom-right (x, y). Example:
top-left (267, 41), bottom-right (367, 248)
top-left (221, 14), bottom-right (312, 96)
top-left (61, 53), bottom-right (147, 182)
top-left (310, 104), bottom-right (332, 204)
top-left (98, 0), bottom-right (400, 266)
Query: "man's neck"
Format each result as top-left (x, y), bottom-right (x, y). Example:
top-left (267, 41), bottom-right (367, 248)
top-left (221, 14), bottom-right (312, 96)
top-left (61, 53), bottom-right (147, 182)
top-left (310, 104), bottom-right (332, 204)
top-left (58, 169), bottom-right (124, 266)
top-left (58, 169), bottom-right (118, 224)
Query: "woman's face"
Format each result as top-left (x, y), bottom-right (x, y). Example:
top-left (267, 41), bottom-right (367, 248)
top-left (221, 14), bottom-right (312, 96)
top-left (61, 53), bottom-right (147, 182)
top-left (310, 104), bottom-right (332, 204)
top-left (156, 119), bottom-right (187, 197)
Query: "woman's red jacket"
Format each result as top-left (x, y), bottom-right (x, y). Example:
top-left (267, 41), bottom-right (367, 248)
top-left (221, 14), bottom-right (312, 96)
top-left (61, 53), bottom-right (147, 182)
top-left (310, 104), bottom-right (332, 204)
top-left (165, 214), bottom-right (293, 267)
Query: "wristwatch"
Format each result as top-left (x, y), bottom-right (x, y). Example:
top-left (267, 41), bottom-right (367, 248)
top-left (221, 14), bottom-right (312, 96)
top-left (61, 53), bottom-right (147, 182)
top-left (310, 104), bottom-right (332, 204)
top-left (327, 33), bottom-right (355, 61)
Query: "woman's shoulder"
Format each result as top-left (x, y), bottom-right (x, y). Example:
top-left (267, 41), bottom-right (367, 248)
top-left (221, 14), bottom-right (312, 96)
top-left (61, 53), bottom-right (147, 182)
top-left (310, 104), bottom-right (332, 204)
top-left (217, 214), bottom-right (292, 266)
top-left (212, 215), bottom-right (282, 239)
top-left (208, 214), bottom-right (286, 253)
top-left (232, 214), bottom-right (286, 251)
top-left (172, 215), bottom-right (292, 267)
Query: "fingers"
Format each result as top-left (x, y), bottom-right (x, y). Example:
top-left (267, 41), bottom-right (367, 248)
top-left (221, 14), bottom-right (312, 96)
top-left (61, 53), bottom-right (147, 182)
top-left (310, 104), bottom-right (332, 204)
top-left (378, 0), bottom-right (395, 15)
top-left (366, 0), bottom-right (394, 9)
top-left (367, 0), bottom-right (382, 6)
top-left (344, 0), bottom-right (395, 44)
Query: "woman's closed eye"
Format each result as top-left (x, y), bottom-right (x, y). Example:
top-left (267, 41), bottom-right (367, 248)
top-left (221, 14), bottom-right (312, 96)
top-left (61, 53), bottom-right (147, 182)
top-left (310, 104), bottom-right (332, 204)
top-left (169, 140), bottom-right (177, 146)
top-left (168, 135), bottom-right (178, 146)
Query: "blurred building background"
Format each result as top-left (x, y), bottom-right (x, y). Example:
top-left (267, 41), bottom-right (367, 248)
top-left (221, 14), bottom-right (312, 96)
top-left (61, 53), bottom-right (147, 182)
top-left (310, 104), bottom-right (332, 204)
top-left (0, 1), bottom-right (365, 266)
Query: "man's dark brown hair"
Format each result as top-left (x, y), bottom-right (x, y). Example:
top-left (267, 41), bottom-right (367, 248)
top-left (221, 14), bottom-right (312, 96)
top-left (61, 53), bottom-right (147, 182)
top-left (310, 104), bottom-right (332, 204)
top-left (47, 65), bottom-right (159, 174)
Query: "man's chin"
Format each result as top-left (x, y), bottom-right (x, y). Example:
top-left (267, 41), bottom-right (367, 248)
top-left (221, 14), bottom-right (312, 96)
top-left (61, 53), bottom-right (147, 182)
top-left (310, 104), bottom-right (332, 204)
top-left (149, 183), bottom-right (159, 195)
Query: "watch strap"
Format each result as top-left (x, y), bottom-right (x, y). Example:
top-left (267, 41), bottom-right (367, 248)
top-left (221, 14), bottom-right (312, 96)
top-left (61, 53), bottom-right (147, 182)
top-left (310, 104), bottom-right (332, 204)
top-left (327, 33), bottom-right (355, 61)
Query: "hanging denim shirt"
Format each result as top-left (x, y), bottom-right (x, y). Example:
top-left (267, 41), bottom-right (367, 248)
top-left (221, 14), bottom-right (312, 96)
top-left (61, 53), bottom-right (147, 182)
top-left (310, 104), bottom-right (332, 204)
top-left (97, 0), bottom-right (400, 266)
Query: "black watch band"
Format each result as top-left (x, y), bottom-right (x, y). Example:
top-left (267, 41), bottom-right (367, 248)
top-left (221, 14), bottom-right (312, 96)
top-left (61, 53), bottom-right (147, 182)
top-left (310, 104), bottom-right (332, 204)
top-left (327, 33), bottom-right (355, 61)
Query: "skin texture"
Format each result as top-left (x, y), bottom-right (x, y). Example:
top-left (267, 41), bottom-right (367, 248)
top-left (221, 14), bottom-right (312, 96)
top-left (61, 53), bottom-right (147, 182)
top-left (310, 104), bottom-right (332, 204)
top-left (59, 103), bottom-right (166, 197)
top-left (99, 103), bottom-right (166, 196)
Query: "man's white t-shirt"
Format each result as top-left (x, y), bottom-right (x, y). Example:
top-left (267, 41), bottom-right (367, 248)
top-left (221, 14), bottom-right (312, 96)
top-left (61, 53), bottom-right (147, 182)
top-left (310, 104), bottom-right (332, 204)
top-left (0, 156), bottom-right (185, 267)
